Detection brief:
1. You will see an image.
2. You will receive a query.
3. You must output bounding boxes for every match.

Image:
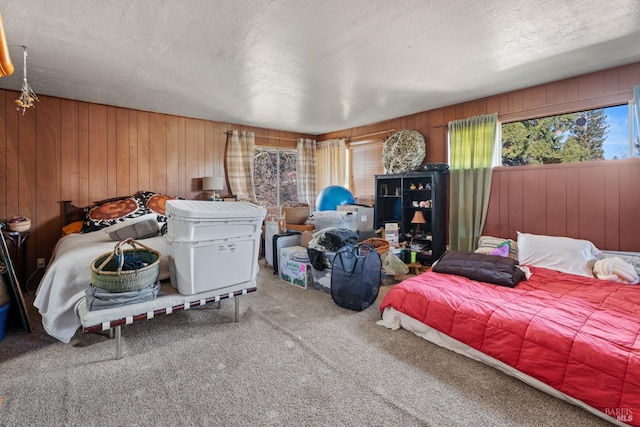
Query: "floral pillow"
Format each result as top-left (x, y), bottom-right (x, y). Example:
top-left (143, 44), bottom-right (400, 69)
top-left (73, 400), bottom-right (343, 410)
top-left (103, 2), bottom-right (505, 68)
top-left (134, 191), bottom-right (184, 223)
top-left (82, 196), bottom-right (147, 233)
top-left (474, 235), bottom-right (517, 258)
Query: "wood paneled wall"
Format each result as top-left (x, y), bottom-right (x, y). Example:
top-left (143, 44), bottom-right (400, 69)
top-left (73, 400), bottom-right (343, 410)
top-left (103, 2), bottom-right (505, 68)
top-left (485, 159), bottom-right (640, 251)
top-left (2, 61), bottom-right (639, 282)
top-left (318, 62), bottom-right (640, 251)
top-left (0, 90), bottom-right (311, 283)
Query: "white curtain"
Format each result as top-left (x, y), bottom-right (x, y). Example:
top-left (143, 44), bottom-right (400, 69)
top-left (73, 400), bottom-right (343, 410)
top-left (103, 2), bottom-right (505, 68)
top-left (225, 130), bottom-right (257, 202)
top-left (296, 138), bottom-right (317, 211)
top-left (316, 138), bottom-right (349, 193)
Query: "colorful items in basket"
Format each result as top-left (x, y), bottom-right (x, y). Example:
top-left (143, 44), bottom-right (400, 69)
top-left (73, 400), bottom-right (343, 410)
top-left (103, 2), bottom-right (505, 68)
top-left (7, 216), bottom-right (31, 232)
top-left (90, 238), bottom-right (161, 293)
top-left (116, 253), bottom-right (149, 270)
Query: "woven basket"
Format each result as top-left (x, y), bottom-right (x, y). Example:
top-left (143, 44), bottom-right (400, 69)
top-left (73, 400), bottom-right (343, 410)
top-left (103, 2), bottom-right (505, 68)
top-left (359, 238), bottom-right (390, 255)
top-left (91, 238), bottom-right (161, 293)
top-left (283, 204), bottom-right (310, 225)
top-left (7, 218), bottom-right (31, 232)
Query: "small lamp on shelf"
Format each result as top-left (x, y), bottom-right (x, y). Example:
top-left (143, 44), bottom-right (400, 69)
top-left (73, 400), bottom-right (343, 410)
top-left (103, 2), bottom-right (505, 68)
top-left (202, 176), bottom-right (224, 201)
top-left (411, 210), bottom-right (426, 236)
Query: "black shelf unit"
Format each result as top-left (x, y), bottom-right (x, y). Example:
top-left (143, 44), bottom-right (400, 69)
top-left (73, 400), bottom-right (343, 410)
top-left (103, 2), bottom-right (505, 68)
top-left (374, 171), bottom-right (447, 265)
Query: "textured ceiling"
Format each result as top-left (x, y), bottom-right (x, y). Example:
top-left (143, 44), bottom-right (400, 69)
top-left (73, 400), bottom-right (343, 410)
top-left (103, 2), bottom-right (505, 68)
top-left (1, 1), bottom-right (639, 134)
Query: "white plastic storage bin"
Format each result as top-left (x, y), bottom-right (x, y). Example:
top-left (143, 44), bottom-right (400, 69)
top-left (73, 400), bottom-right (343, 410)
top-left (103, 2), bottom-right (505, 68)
top-left (165, 200), bottom-right (266, 241)
top-left (167, 231), bottom-right (262, 295)
top-left (308, 210), bottom-right (356, 231)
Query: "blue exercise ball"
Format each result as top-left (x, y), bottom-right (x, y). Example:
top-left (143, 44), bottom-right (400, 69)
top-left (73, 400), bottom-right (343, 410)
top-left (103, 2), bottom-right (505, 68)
top-left (316, 186), bottom-right (355, 211)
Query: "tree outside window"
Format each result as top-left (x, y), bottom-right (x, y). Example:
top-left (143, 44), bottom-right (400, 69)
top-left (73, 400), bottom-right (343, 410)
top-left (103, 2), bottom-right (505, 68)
top-left (254, 147), bottom-right (298, 207)
top-left (501, 103), bottom-right (638, 166)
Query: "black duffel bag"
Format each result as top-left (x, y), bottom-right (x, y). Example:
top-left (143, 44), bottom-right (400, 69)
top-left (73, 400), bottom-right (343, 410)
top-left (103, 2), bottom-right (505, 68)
top-left (330, 243), bottom-right (381, 311)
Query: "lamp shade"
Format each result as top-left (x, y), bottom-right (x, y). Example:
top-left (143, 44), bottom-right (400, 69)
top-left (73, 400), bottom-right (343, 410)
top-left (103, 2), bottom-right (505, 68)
top-left (411, 210), bottom-right (426, 224)
top-left (202, 176), bottom-right (224, 191)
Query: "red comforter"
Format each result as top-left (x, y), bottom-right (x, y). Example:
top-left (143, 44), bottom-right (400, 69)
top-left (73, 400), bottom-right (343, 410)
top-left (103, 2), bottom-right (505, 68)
top-left (380, 266), bottom-right (640, 425)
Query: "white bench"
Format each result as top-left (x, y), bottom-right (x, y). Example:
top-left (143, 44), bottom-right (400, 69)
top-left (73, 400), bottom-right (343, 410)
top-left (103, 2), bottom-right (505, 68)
top-left (77, 281), bottom-right (256, 359)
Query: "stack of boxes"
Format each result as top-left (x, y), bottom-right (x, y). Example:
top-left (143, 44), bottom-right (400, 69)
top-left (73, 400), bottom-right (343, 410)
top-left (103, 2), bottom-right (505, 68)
top-left (279, 203), bottom-right (377, 293)
top-left (278, 245), bottom-right (312, 288)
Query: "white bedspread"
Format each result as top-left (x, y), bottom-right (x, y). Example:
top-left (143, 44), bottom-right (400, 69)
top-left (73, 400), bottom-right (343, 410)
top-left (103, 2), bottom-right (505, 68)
top-left (33, 232), bottom-right (172, 343)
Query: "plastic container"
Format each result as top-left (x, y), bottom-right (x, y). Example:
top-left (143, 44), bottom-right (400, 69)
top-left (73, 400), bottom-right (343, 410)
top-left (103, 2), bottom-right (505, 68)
top-left (280, 246), bottom-right (307, 262)
top-left (310, 250), bottom-right (335, 293)
top-left (0, 302), bottom-right (10, 341)
top-left (167, 231), bottom-right (262, 295)
top-left (308, 210), bottom-right (356, 231)
top-left (165, 200), bottom-right (266, 241)
top-left (311, 266), bottom-right (331, 293)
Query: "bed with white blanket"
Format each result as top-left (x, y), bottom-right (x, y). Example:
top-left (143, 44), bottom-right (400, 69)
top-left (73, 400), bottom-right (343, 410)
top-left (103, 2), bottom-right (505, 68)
top-left (34, 194), bottom-right (260, 351)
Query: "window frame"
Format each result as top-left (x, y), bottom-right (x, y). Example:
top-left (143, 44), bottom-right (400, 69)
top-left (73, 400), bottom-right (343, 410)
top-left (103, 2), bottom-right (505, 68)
top-left (499, 100), bottom-right (638, 166)
top-left (253, 145), bottom-right (298, 207)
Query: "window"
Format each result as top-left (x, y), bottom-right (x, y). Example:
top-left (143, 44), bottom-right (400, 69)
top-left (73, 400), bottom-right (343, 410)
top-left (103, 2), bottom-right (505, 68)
top-left (501, 102), bottom-right (639, 166)
top-left (253, 147), bottom-right (298, 207)
top-left (350, 139), bottom-right (383, 198)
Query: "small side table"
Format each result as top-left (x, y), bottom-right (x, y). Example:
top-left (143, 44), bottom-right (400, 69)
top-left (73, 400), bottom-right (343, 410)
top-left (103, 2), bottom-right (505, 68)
top-left (285, 223), bottom-right (315, 232)
top-left (2, 229), bottom-right (30, 292)
top-left (405, 262), bottom-right (430, 276)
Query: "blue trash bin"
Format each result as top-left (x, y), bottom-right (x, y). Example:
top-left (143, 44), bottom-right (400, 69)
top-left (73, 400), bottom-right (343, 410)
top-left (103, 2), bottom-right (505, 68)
top-left (0, 302), bottom-right (10, 340)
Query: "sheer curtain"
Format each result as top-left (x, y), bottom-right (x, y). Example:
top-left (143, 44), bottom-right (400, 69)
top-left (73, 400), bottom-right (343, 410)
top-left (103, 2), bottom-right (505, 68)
top-left (448, 113), bottom-right (499, 251)
top-left (226, 130), bottom-right (257, 202)
top-left (316, 138), bottom-right (349, 192)
top-left (296, 138), bottom-right (317, 211)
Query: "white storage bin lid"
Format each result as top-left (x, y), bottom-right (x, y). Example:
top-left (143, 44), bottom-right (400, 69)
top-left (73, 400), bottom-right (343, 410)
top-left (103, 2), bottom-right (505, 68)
top-left (166, 200), bottom-right (267, 220)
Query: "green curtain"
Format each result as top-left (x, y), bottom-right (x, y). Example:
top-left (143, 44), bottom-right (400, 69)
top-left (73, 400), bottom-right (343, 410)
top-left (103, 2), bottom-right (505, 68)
top-left (449, 113), bottom-right (498, 251)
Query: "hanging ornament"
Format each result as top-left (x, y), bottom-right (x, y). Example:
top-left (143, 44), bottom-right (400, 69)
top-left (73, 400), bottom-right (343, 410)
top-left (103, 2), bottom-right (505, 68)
top-left (15, 46), bottom-right (38, 114)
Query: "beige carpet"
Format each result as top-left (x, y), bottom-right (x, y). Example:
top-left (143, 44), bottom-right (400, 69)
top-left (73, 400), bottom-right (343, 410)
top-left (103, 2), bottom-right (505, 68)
top-left (0, 261), bottom-right (611, 426)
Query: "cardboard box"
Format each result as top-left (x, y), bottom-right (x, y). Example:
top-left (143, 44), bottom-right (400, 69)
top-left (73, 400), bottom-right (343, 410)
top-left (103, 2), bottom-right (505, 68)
top-left (279, 259), bottom-right (313, 288)
top-left (337, 204), bottom-right (374, 231)
top-left (301, 230), bottom-right (314, 247)
top-left (384, 222), bottom-right (399, 245)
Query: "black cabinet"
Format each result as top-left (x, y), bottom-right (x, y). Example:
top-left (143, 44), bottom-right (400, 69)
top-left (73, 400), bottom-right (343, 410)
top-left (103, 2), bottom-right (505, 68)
top-left (374, 171), bottom-right (446, 265)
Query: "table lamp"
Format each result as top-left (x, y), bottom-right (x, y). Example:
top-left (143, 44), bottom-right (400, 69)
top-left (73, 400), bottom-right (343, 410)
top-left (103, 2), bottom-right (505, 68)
top-left (411, 210), bottom-right (426, 236)
top-left (202, 176), bottom-right (224, 201)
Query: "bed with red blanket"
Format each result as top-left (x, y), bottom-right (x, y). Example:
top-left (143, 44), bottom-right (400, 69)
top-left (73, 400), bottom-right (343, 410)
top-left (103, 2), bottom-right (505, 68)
top-left (379, 261), bottom-right (640, 426)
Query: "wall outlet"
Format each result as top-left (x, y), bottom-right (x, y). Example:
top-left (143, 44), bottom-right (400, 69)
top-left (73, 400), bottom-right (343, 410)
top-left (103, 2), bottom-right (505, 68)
top-left (37, 258), bottom-right (46, 269)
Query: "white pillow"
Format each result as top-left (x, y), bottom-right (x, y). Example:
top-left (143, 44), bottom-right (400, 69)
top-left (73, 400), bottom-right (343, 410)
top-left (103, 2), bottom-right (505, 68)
top-left (102, 213), bottom-right (160, 241)
top-left (102, 213), bottom-right (158, 234)
top-left (516, 232), bottom-right (601, 277)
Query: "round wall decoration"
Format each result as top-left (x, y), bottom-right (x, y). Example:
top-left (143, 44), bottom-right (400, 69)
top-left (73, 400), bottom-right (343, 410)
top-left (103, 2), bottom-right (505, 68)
top-left (381, 129), bottom-right (426, 173)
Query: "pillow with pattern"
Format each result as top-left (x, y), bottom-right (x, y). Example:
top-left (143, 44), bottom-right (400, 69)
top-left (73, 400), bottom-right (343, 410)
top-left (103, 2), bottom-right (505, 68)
top-left (134, 191), bottom-right (184, 223)
top-left (82, 196), bottom-right (147, 233)
top-left (596, 251), bottom-right (640, 276)
top-left (475, 235), bottom-right (517, 259)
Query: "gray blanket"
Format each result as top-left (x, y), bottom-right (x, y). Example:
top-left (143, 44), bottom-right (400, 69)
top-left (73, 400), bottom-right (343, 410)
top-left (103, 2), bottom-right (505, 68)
top-left (85, 280), bottom-right (160, 311)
